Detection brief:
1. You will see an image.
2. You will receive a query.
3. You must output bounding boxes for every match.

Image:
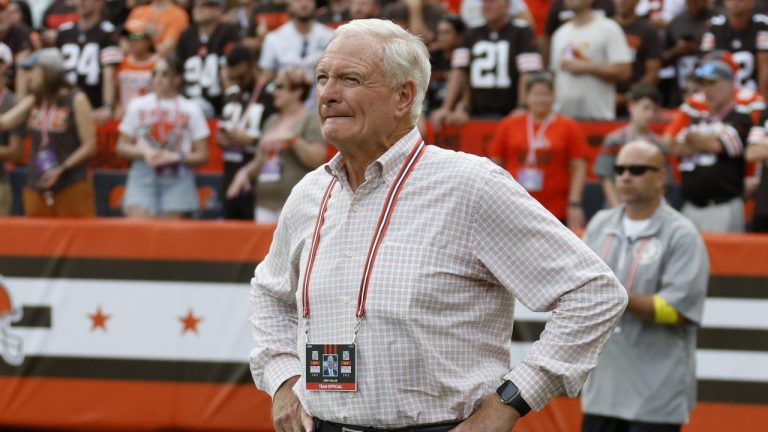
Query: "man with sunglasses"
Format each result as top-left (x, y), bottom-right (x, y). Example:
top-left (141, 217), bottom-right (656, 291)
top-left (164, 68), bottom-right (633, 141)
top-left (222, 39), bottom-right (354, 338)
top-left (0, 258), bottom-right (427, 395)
top-left (581, 140), bottom-right (709, 432)
top-left (667, 59), bottom-right (753, 232)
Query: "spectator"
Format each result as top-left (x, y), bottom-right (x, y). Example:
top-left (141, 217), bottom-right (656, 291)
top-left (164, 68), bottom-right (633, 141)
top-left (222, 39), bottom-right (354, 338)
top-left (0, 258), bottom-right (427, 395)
top-left (103, 0), bottom-right (130, 28)
top-left (667, 60), bottom-right (752, 232)
top-left (116, 20), bottom-right (157, 118)
top-left (746, 110), bottom-right (768, 231)
top-left (41, 0), bottom-right (79, 47)
top-left (424, 14), bottom-right (464, 117)
top-left (125, 0), bottom-right (190, 57)
top-left (258, 0), bottom-right (333, 89)
top-left (613, 0), bottom-right (661, 116)
top-left (316, 0), bottom-right (350, 29)
top-left (177, 0), bottom-right (240, 117)
top-left (581, 140), bottom-right (709, 432)
top-left (57, 0), bottom-right (122, 123)
top-left (461, 0), bottom-right (533, 29)
top-left (7, 1), bottom-right (40, 51)
top-left (488, 71), bottom-right (588, 228)
top-left (226, 67), bottom-right (325, 223)
top-left (701, 0), bottom-right (768, 98)
top-left (223, 0), bottom-right (259, 37)
top-left (658, 0), bottom-right (713, 108)
top-left (0, 48), bottom-right (96, 217)
top-left (349, 0), bottom-right (382, 19)
top-left (542, 0), bottom-right (614, 65)
top-left (595, 83), bottom-right (666, 208)
top-left (382, 0), bottom-right (445, 44)
top-left (550, 0), bottom-right (632, 120)
top-left (0, 0), bottom-right (32, 95)
top-left (116, 56), bottom-right (210, 219)
top-left (242, 0), bottom-right (289, 55)
top-left (0, 43), bottom-right (20, 215)
top-left (431, 0), bottom-right (542, 127)
top-left (218, 44), bottom-right (275, 220)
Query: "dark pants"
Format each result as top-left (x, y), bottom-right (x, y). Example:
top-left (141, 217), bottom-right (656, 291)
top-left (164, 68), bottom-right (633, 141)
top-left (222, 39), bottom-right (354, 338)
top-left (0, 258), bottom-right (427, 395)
top-left (222, 159), bottom-right (255, 220)
top-left (751, 215), bottom-right (768, 232)
top-left (582, 414), bottom-right (681, 432)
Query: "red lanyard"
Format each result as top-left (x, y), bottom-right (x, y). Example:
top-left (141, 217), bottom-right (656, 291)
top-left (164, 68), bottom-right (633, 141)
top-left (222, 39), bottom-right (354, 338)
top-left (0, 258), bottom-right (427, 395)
top-left (301, 138), bottom-right (426, 322)
top-left (39, 100), bottom-right (58, 149)
top-left (525, 114), bottom-right (553, 166)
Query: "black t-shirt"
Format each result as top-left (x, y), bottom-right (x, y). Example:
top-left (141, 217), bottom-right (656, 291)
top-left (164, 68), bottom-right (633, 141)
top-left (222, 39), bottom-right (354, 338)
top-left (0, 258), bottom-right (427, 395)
top-left (701, 14), bottom-right (768, 91)
top-left (177, 23), bottom-right (241, 116)
top-left (426, 49), bottom-right (451, 115)
top-left (454, 20), bottom-right (540, 117)
top-left (545, 0), bottom-right (615, 36)
top-left (679, 103), bottom-right (752, 204)
top-left (56, 20), bottom-right (122, 108)
top-left (750, 109), bottom-right (768, 216)
top-left (617, 17), bottom-right (662, 94)
top-left (661, 10), bottom-right (713, 106)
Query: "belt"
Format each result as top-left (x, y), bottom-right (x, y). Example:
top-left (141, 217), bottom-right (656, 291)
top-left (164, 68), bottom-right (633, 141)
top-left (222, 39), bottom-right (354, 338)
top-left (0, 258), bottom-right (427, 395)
top-left (687, 196), bottom-right (738, 208)
top-left (315, 419), bottom-right (462, 432)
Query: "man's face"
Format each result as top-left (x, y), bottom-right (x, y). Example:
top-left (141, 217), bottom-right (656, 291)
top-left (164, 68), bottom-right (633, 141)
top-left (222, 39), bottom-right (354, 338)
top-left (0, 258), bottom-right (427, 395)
top-left (724, 0), bottom-right (754, 17)
top-left (699, 78), bottom-right (732, 109)
top-left (686, 0), bottom-right (708, 15)
top-left (435, 20), bottom-right (461, 51)
top-left (481, 0), bottom-right (509, 24)
top-left (628, 97), bottom-right (657, 129)
top-left (326, 357), bottom-right (336, 369)
top-left (615, 146), bottom-right (664, 205)
top-left (226, 62), bottom-right (254, 90)
top-left (527, 82), bottom-right (554, 115)
top-left (78, 0), bottom-right (102, 17)
top-left (193, 1), bottom-right (222, 25)
top-left (289, 0), bottom-right (316, 22)
top-left (316, 36), bottom-right (405, 150)
top-left (614, 0), bottom-right (638, 17)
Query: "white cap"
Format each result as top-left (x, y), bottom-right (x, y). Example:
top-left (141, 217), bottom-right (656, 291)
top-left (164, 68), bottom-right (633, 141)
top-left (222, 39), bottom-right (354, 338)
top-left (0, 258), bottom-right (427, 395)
top-left (20, 48), bottom-right (64, 72)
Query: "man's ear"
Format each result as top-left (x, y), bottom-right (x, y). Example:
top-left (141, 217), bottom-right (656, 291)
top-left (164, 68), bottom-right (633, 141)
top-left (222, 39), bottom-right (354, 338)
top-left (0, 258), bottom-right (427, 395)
top-left (394, 80), bottom-right (417, 119)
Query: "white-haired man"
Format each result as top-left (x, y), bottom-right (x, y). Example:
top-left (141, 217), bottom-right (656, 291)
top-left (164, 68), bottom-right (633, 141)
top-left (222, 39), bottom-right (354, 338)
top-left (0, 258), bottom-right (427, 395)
top-left (249, 18), bottom-right (628, 432)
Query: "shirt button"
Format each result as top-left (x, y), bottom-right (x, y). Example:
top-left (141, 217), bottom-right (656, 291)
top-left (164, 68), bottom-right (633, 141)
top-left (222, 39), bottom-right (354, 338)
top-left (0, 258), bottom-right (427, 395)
top-left (347, 392), bottom-right (355, 399)
top-left (342, 296), bottom-right (350, 304)
top-left (352, 205), bottom-right (360, 212)
top-left (346, 251), bottom-right (353, 258)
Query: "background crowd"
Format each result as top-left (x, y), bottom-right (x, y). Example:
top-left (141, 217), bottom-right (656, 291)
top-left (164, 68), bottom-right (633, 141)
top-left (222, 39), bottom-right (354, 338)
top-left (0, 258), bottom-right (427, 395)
top-left (0, 0), bottom-right (766, 233)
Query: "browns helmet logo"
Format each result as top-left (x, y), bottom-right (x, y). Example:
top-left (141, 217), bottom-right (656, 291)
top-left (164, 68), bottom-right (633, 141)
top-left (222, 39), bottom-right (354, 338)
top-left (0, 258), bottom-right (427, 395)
top-left (0, 276), bottom-right (24, 366)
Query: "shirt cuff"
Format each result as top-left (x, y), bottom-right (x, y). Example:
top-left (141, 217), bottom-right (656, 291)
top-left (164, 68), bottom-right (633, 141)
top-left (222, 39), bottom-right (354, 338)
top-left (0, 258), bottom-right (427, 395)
top-left (504, 363), bottom-right (562, 412)
top-left (260, 353), bottom-right (303, 398)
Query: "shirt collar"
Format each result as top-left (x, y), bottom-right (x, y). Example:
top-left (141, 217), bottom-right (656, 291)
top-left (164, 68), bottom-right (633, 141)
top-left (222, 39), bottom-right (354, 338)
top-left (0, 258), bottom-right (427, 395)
top-left (324, 127), bottom-right (423, 187)
top-left (606, 200), bottom-right (668, 239)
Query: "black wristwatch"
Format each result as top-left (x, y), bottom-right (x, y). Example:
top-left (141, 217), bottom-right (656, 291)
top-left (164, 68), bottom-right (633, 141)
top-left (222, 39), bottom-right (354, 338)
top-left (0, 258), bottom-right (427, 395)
top-left (496, 380), bottom-right (532, 417)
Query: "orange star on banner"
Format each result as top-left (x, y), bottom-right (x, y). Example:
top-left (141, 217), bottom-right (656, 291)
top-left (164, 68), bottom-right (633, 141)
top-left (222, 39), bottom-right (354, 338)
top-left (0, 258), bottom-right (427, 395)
top-left (179, 309), bottom-right (203, 334)
top-left (88, 306), bottom-right (111, 332)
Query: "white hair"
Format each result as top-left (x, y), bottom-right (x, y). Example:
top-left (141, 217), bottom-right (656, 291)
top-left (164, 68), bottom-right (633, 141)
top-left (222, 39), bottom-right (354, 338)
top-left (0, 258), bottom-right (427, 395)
top-left (333, 19), bottom-right (430, 124)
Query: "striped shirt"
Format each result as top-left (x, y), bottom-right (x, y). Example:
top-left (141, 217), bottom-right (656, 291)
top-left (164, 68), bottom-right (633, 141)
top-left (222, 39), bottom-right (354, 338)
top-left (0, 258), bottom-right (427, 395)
top-left (249, 127), bottom-right (628, 428)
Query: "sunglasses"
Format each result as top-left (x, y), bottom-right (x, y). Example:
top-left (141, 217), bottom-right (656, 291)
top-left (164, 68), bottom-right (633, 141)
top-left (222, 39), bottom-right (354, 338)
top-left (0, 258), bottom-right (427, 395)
top-left (274, 82), bottom-right (291, 90)
top-left (152, 69), bottom-right (172, 77)
top-left (614, 164), bottom-right (661, 176)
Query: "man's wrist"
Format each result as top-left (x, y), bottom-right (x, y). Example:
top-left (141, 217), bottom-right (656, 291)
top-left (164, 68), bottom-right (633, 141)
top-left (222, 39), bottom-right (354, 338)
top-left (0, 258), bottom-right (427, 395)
top-left (568, 201), bottom-right (582, 207)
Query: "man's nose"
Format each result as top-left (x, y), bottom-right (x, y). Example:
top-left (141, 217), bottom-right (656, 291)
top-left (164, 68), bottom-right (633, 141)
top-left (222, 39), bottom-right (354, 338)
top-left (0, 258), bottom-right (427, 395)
top-left (318, 79), bottom-right (340, 107)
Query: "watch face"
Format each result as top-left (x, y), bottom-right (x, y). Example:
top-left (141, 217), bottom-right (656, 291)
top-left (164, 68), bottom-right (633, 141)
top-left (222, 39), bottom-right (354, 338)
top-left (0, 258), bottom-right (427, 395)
top-left (498, 381), bottom-right (521, 402)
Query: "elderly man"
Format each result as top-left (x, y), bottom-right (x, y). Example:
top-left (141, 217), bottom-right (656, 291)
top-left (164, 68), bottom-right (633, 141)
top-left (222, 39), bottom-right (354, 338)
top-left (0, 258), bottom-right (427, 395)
top-left (581, 141), bottom-right (709, 432)
top-left (250, 19), bottom-right (628, 432)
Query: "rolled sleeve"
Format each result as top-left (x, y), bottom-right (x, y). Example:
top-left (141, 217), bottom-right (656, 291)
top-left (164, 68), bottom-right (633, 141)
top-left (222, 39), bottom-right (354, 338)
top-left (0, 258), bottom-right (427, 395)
top-left (472, 166), bottom-right (628, 410)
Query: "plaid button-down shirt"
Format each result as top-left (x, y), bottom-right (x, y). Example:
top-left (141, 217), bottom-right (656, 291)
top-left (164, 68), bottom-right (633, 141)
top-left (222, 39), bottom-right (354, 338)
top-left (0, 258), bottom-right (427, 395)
top-left (250, 127), bottom-right (627, 428)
